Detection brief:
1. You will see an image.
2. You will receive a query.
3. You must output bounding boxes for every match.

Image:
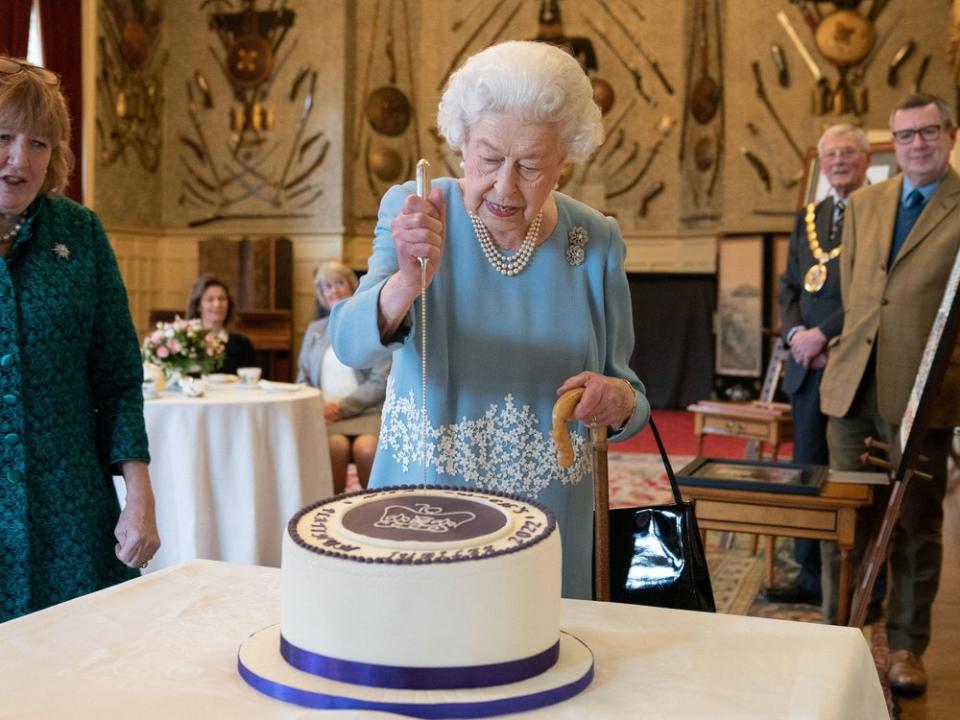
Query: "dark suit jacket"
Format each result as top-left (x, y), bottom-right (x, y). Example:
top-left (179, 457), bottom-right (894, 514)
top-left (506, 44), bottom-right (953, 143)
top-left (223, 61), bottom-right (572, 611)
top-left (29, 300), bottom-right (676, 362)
top-left (778, 197), bottom-right (845, 396)
top-left (820, 169), bottom-right (960, 427)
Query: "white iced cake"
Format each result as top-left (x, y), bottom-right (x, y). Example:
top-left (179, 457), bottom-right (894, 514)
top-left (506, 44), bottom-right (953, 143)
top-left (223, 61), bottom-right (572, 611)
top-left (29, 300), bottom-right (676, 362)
top-left (280, 485), bottom-right (561, 688)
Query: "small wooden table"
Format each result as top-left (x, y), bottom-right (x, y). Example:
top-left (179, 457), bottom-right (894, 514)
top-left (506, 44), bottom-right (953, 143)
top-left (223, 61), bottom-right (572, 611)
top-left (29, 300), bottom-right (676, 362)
top-left (687, 400), bottom-right (793, 460)
top-left (679, 479), bottom-right (872, 625)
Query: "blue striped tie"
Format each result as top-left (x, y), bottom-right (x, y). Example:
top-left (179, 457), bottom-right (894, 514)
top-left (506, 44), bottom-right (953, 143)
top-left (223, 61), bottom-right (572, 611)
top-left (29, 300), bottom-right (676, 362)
top-left (889, 189), bottom-right (925, 265)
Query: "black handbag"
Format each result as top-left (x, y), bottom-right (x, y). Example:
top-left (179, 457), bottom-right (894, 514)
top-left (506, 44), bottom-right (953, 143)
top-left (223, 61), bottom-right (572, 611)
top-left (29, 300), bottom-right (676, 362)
top-left (608, 417), bottom-right (717, 612)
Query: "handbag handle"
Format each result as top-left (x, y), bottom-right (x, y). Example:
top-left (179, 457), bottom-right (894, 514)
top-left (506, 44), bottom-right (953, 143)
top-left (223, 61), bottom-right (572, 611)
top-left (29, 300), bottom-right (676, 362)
top-left (647, 416), bottom-right (684, 505)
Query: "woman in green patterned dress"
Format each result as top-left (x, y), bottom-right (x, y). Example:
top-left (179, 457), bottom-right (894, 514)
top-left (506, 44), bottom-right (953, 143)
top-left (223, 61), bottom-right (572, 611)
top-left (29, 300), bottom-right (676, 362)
top-left (0, 57), bottom-right (159, 622)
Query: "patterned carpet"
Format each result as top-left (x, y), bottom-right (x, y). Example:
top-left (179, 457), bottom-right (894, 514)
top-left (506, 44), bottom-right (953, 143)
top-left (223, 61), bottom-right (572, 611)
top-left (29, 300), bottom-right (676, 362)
top-left (609, 451), bottom-right (895, 714)
top-left (608, 452), bottom-right (767, 615)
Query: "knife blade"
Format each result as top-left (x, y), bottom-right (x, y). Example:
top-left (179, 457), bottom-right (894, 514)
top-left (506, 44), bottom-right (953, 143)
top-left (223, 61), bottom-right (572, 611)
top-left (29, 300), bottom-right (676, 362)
top-left (741, 147), bottom-right (772, 192)
top-left (638, 181), bottom-right (664, 217)
top-left (887, 41), bottom-right (915, 86)
top-left (776, 11), bottom-right (825, 84)
top-left (912, 54), bottom-right (931, 93)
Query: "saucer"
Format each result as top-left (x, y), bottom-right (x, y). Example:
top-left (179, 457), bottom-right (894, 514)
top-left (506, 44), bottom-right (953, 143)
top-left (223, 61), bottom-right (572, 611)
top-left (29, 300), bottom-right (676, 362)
top-left (233, 382), bottom-right (262, 391)
top-left (259, 380), bottom-right (305, 393)
top-left (205, 373), bottom-right (239, 384)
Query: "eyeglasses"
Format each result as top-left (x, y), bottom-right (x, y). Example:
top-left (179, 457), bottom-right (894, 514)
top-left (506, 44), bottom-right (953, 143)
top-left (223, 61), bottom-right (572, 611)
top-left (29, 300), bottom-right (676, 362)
top-left (819, 148), bottom-right (862, 161)
top-left (0, 57), bottom-right (60, 86)
top-left (892, 124), bottom-right (945, 145)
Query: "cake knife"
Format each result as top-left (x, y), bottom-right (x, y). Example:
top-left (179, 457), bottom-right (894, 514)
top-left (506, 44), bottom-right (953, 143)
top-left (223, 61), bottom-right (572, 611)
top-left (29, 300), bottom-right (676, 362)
top-left (416, 159), bottom-right (432, 488)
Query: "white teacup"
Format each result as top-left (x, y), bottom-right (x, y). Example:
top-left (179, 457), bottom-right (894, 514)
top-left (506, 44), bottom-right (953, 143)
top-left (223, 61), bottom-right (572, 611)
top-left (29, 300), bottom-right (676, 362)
top-left (237, 367), bottom-right (262, 385)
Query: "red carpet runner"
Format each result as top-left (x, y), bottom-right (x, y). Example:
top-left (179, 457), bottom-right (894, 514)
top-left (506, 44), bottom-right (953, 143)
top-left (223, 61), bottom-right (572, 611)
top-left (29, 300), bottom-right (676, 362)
top-left (611, 409), bottom-right (794, 460)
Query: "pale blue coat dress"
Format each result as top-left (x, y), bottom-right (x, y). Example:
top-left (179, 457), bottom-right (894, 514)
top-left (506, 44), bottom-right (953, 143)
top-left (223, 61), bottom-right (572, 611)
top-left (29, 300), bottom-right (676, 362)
top-left (329, 178), bottom-right (650, 599)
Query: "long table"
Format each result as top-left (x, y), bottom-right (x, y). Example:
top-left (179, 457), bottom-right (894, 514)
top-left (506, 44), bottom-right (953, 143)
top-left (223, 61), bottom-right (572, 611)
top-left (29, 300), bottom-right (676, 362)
top-left (0, 560), bottom-right (887, 718)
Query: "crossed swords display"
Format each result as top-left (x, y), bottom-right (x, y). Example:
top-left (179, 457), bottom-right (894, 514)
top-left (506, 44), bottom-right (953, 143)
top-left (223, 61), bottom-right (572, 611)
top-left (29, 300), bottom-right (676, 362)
top-left (179, 66), bottom-right (329, 222)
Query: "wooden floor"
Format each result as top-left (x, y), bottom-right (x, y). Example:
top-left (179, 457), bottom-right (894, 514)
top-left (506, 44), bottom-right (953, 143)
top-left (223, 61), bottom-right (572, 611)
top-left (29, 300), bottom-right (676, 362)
top-left (899, 474), bottom-right (959, 719)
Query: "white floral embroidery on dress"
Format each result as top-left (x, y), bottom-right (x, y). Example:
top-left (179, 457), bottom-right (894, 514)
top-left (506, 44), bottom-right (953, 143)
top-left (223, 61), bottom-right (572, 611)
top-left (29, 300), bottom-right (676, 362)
top-left (378, 377), bottom-right (589, 495)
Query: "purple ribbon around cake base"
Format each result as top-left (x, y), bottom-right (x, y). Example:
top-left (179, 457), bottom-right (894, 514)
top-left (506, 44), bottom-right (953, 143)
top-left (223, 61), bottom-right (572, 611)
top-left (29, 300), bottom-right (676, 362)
top-left (238, 630), bottom-right (595, 719)
top-left (280, 634), bottom-right (560, 689)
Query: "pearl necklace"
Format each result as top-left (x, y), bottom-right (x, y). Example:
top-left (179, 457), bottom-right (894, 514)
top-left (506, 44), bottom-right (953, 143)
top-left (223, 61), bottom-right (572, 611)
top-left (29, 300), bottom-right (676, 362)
top-left (469, 209), bottom-right (543, 277)
top-left (0, 215), bottom-right (24, 244)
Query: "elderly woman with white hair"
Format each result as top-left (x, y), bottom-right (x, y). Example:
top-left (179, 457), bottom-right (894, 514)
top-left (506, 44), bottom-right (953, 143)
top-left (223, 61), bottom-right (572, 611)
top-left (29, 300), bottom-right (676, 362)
top-left (297, 261), bottom-right (389, 494)
top-left (330, 41), bottom-right (650, 599)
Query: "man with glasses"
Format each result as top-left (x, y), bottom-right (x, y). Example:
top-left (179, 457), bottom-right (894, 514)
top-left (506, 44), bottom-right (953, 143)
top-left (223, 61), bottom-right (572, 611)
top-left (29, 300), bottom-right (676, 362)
top-left (820, 93), bottom-right (959, 697)
top-left (770, 125), bottom-right (871, 608)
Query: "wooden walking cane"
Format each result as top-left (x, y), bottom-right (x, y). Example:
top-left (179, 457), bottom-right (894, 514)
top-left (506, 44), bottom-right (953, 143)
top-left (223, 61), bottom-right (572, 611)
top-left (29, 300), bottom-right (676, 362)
top-left (552, 388), bottom-right (611, 602)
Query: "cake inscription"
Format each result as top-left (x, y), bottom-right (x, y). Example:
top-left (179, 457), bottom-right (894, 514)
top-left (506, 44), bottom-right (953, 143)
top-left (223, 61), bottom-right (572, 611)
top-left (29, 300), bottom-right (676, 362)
top-left (309, 512), bottom-right (361, 553)
top-left (290, 486), bottom-right (558, 564)
top-left (386, 544), bottom-right (498, 561)
top-left (374, 503), bottom-right (475, 534)
top-left (508, 518), bottom-right (545, 545)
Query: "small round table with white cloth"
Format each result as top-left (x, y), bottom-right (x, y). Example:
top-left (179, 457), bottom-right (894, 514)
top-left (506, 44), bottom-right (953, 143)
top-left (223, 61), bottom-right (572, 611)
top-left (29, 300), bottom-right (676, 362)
top-left (116, 383), bottom-right (332, 572)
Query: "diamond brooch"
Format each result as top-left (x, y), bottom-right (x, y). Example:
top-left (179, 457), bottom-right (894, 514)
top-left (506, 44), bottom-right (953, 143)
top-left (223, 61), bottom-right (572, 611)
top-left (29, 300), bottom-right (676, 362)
top-left (565, 226), bottom-right (587, 266)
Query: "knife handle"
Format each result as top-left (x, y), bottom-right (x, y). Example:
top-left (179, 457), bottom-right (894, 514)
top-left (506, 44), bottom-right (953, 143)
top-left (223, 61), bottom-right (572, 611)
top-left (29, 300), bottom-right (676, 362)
top-left (770, 44), bottom-right (789, 88)
top-left (415, 159), bottom-right (432, 199)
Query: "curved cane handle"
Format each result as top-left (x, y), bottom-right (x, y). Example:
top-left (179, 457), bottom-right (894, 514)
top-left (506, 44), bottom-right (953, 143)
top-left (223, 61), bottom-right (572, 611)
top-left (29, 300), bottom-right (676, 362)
top-left (551, 388), bottom-right (585, 468)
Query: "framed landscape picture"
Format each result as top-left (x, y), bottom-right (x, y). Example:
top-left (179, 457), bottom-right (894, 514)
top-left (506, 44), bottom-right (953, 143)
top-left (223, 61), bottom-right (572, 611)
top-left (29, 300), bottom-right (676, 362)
top-left (716, 236), bottom-right (763, 377)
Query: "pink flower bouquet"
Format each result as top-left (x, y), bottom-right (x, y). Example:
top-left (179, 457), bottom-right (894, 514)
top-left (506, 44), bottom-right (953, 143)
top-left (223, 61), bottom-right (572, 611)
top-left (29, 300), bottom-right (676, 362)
top-left (142, 317), bottom-right (227, 375)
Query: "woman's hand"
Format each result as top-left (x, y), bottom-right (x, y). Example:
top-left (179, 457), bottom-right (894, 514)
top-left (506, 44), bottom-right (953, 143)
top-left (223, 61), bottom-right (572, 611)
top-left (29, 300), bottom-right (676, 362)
top-left (378, 188), bottom-right (446, 338)
top-left (324, 401), bottom-right (343, 422)
top-left (114, 461), bottom-right (161, 569)
top-left (556, 372), bottom-right (636, 429)
top-left (391, 187), bottom-right (446, 289)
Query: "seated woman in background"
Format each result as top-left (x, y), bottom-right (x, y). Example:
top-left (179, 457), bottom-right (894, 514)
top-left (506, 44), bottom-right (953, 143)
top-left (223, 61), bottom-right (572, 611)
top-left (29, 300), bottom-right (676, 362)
top-left (186, 274), bottom-right (257, 375)
top-left (298, 261), bottom-right (388, 493)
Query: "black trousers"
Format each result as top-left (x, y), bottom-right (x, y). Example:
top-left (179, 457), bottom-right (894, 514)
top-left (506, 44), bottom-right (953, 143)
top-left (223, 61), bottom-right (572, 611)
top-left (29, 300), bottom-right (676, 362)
top-left (788, 368), bottom-right (828, 595)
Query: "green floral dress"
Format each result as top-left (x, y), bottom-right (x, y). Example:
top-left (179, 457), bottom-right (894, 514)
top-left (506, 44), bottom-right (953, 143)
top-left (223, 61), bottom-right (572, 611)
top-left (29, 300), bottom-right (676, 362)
top-left (0, 195), bottom-right (148, 622)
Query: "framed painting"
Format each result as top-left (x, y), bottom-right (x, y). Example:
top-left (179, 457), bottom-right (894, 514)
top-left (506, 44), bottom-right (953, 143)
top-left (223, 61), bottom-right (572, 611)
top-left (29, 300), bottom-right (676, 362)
top-left (798, 141), bottom-right (898, 208)
top-left (677, 457), bottom-right (828, 496)
top-left (716, 235), bottom-right (763, 377)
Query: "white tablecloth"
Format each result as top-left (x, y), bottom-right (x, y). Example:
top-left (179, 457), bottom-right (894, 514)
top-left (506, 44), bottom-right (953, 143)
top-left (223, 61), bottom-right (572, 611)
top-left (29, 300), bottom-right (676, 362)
top-left (0, 561), bottom-right (887, 719)
top-left (117, 386), bottom-right (332, 571)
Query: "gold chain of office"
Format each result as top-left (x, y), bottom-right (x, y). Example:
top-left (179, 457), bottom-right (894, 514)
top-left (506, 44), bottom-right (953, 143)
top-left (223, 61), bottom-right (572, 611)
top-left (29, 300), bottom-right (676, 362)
top-left (803, 202), bottom-right (842, 293)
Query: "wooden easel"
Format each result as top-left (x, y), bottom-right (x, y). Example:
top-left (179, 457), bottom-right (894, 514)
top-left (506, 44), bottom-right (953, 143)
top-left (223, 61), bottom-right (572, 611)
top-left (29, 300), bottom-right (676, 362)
top-left (744, 337), bottom-right (791, 460)
top-left (848, 247), bottom-right (960, 628)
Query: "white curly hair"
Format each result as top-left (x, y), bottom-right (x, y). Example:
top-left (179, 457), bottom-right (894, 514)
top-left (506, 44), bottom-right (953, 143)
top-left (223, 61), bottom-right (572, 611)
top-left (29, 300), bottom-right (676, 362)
top-left (437, 41), bottom-right (604, 163)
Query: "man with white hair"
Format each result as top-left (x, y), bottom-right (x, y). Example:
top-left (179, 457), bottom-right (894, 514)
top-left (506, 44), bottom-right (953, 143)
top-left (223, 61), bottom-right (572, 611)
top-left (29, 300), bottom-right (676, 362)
top-left (771, 124), bottom-right (871, 607)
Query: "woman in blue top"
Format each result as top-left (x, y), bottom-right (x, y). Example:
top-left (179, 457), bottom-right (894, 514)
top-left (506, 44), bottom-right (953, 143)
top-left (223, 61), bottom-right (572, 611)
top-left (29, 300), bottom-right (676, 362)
top-left (330, 41), bottom-right (650, 599)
